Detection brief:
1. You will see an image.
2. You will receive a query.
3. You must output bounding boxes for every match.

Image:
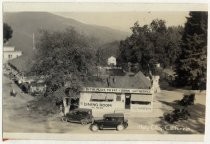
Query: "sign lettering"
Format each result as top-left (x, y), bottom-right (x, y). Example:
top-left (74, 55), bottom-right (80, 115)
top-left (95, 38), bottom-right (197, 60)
top-left (82, 87), bottom-right (152, 94)
top-left (82, 102), bottom-right (113, 109)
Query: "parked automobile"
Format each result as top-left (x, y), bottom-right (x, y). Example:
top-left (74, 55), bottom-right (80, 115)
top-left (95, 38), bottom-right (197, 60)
top-left (179, 93), bottom-right (195, 106)
top-left (90, 113), bottom-right (128, 131)
top-left (164, 108), bottom-right (190, 124)
top-left (62, 108), bottom-right (93, 125)
top-left (29, 82), bottom-right (46, 96)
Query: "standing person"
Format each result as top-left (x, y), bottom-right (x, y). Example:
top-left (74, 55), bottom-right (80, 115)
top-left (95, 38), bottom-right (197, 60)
top-left (10, 88), bottom-right (16, 97)
top-left (26, 104), bottom-right (30, 111)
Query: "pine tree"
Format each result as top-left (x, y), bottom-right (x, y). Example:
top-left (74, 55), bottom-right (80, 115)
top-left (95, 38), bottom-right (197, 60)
top-left (3, 23), bottom-right (13, 43)
top-left (175, 12), bottom-right (207, 89)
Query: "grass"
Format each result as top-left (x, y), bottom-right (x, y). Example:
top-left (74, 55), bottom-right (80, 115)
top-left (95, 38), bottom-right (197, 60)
top-left (29, 95), bottom-right (60, 116)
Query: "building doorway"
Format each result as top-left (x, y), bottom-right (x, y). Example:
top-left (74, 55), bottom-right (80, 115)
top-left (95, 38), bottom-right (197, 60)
top-left (125, 93), bottom-right (131, 109)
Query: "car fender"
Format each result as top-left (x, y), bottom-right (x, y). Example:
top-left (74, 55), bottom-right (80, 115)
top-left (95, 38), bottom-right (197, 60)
top-left (99, 124), bottom-right (104, 130)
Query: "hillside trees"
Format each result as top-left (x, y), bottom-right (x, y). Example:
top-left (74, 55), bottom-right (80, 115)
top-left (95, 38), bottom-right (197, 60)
top-left (96, 41), bottom-right (120, 66)
top-left (175, 12), bottom-right (207, 89)
top-left (117, 19), bottom-right (183, 75)
top-left (30, 28), bottom-right (95, 98)
top-left (3, 23), bottom-right (13, 43)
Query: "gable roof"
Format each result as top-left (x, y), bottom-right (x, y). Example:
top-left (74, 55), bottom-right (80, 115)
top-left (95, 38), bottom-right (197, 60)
top-left (8, 55), bottom-right (33, 74)
top-left (84, 71), bottom-right (151, 89)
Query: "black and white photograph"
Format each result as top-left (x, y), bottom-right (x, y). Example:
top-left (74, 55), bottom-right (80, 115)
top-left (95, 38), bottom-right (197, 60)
top-left (2, 2), bottom-right (208, 141)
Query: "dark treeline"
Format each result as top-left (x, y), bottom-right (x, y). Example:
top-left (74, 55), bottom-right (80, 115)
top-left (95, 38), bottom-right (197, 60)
top-left (3, 23), bottom-right (13, 43)
top-left (117, 19), bottom-right (183, 75)
top-left (117, 12), bottom-right (207, 89)
top-left (175, 12), bottom-right (207, 89)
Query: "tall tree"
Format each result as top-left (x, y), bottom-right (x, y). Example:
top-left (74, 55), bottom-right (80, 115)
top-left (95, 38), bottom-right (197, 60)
top-left (3, 23), bottom-right (13, 43)
top-left (30, 28), bottom-right (95, 96)
top-left (165, 26), bottom-right (183, 67)
top-left (175, 12), bottom-right (207, 89)
top-left (117, 20), bottom-right (183, 75)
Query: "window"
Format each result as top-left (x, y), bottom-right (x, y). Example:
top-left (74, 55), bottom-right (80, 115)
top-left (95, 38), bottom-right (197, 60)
top-left (116, 94), bottom-right (121, 101)
top-left (104, 117), bottom-right (112, 121)
top-left (106, 94), bottom-right (114, 102)
top-left (131, 101), bottom-right (151, 105)
top-left (91, 93), bottom-right (106, 102)
top-left (106, 99), bottom-right (113, 102)
top-left (8, 54), bottom-right (13, 59)
top-left (90, 93), bottom-right (114, 102)
top-left (91, 99), bottom-right (106, 102)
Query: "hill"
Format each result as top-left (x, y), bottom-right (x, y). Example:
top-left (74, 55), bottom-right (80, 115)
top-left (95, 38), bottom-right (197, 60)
top-left (4, 12), bottom-right (128, 56)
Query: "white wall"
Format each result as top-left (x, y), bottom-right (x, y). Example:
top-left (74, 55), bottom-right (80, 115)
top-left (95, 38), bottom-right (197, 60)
top-left (79, 92), bottom-right (125, 117)
top-left (79, 91), bottom-right (153, 117)
top-left (4, 46), bottom-right (15, 52)
top-left (130, 102), bottom-right (152, 112)
top-left (3, 51), bottom-right (22, 62)
top-left (152, 75), bottom-right (160, 93)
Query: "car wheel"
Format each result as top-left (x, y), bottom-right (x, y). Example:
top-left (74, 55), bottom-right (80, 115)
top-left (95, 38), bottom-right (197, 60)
top-left (61, 117), bottom-right (67, 122)
top-left (81, 120), bottom-right (88, 125)
top-left (117, 124), bottom-right (124, 131)
top-left (91, 125), bottom-right (99, 132)
top-left (183, 115), bottom-right (188, 120)
top-left (168, 117), bottom-right (175, 123)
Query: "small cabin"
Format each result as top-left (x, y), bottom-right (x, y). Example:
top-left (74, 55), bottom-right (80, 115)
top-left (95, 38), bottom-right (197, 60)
top-left (107, 56), bottom-right (117, 66)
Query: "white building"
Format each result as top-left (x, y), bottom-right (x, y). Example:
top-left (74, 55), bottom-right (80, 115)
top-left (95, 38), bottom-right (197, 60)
top-left (79, 87), bottom-right (153, 117)
top-left (61, 71), bottom-right (158, 117)
top-left (107, 56), bottom-right (117, 66)
top-left (78, 71), bottom-right (153, 117)
top-left (3, 46), bottom-right (22, 63)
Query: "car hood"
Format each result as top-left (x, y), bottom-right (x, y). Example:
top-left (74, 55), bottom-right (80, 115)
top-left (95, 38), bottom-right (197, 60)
top-left (93, 119), bottom-right (104, 123)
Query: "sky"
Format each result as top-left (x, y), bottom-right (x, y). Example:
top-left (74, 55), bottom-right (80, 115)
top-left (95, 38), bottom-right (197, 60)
top-left (54, 12), bottom-right (189, 32)
top-left (3, 3), bottom-right (207, 33)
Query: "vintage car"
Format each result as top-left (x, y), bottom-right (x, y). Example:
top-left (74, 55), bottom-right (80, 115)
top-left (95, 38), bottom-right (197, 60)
top-left (29, 82), bottom-right (46, 96)
top-left (164, 108), bottom-right (191, 124)
top-left (62, 108), bottom-right (93, 125)
top-left (179, 93), bottom-right (195, 106)
top-left (90, 113), bottom-right (128, 131)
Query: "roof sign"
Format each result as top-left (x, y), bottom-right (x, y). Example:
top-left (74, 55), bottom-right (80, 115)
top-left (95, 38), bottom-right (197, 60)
top-left (82, 87), bottom-right (152, 94)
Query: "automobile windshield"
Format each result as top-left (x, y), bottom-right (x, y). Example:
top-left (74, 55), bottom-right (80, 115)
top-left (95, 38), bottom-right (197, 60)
top-left (78, 111), bottom-right (89, 115)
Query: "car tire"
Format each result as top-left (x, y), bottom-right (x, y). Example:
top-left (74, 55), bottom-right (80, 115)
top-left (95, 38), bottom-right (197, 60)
top-left (81, 120), bottom-right (88, 125)
top-left (91, 125), bottom-right (99, 132)
top-left (168, 117), bottom-right (175, 123)
top-left (61, 117), bottom-right (67, 122)
top-left (117, 124), bottom-right (124, 131)
top-left (183, 115), bottom-right (188, 120)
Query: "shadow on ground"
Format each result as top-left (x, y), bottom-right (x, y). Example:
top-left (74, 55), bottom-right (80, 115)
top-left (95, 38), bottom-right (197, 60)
top-left (159, 79), bottom-right (191, 91)
top-left (155, 100), bottom-right (206, 134)
top-left (159, 80), bottom-right (176, 91)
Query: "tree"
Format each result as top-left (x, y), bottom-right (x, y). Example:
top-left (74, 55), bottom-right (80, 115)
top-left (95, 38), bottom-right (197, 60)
top-left (165, 26), bottom-right (183, 67)
top-left (3, 23), bottom-right (13, 43)
top-left (117, 22), bottom-right (154, 75)
top-left (175, 12), bottom-right (207, 89)
top-left (30, 28), bottom-right (95, 97)
top-left (117, 20), bottom-right (183, 75)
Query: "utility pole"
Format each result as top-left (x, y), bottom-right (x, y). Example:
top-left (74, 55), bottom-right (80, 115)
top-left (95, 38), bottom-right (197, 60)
top-left (32, 33), bottom-right (36, 50)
